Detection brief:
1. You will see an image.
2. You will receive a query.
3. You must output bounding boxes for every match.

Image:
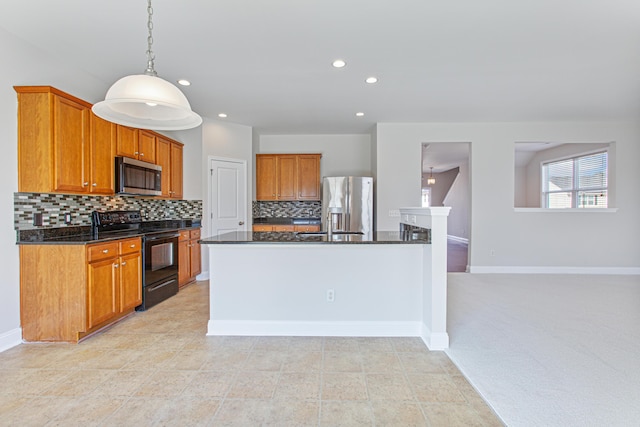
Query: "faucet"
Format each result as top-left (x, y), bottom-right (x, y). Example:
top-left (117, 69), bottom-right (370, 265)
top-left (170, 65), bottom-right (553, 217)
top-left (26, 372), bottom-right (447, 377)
top-left (326, 209), bottom-right (333, 238)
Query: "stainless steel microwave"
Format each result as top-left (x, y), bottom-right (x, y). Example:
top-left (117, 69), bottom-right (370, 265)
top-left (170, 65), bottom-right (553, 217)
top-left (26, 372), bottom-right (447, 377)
top-left (115, 156), bottom-right (162, 196)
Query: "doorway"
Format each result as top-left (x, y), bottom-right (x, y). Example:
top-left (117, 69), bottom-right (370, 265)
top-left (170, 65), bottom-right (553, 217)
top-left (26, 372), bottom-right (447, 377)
top-left (421, 142), bottom-right (471, 272)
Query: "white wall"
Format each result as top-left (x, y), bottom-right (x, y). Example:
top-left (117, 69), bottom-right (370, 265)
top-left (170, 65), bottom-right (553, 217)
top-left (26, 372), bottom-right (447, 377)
top-left (443, 162), bottom-right (470, 241)
top-left (200, 119), bottom-right (253, 275)
top-left (427, 168), bottom-right (459, 207)
top-left (375, 122), bottom-right (640, 272)
top-left (257, 134), bottom-right (372, 199)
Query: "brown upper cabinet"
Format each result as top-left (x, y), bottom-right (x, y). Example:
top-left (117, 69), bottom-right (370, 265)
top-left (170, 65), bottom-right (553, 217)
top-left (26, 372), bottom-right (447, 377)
top-left (89, 112), bottom-right (117, 194)
top-left (116, 126), bottom-right (156, 163)
top-left (256, 153), bottom-right (321, 201)
top-left (15, 86), bottom-right (185, 199)
top-left (297, 154), bottom-right (322, 200)
top-left (15, 86), bottom-right (113, 194)
top-left (156, 136), bottom-right (184, 199)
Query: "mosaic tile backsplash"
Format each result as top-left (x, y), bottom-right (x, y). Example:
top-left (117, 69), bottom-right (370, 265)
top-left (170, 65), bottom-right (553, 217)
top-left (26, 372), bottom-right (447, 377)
top-left (253, 201), bottom-right (321, 218)
top-left (14, 192), bottom-right (202, 230)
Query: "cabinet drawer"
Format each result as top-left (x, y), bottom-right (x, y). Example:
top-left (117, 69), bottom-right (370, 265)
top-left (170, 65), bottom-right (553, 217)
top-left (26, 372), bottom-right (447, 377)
top-left (119, 238), bottom-right (141, 255)
top-left (189, 228), bottom-right (201, 240)
top-left (294, 225), bottom-right (320, 232)
top-left (179, 230), bottom-right (191, 241)
top-left (253, 225), bottom-right (273, 232)
top-left (87, 242), bottom-right (119, 262)
top-left (273, 225), bottom-right (295, 232)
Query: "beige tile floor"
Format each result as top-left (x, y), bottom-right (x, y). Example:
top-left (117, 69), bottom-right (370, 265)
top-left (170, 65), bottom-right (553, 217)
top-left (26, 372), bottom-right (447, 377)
top-left (0, 281), bottom-right (503, 426)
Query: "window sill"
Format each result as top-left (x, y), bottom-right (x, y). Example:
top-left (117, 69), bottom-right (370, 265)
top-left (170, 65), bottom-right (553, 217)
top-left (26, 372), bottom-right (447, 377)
top-left (514, 208), bottom-right (618, 213)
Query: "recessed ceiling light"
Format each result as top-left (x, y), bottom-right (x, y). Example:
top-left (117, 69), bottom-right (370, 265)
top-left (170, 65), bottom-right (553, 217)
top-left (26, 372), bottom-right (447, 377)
top-left (332, 59), bottom-right (346, 68)
top-left (365, 77), bottom-right (378, 84)
top-left (177, 79), bottom-right (191, 86)
top-left (356, 112), bottom-right (364, 117)
top-left (218, 113), bottom-right (227, 118)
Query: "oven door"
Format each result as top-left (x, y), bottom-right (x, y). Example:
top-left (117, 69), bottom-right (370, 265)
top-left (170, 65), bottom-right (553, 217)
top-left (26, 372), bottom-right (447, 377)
top-left (144, 233), bottom-right (179, 286)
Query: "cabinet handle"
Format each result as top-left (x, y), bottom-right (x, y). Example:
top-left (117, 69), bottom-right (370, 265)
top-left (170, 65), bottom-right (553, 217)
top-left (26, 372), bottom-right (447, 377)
top-left (272, 194), bottom-right (275, 197)
top-left (239, 221), bottom-right (245, 225)
top-left (114, 263), bottom-right (119, 268)
top-left (135, 151), bottom-right (139, 155)
top-left (130, 244), bottom-right (135, 248)
top-left (102, 249), bottom-right (109, 254)
top-left (92, 183), bottom-right (97, 187)
top-left (83, 182), bottom-right (89, 186)
top-left (140, 152), bottom-right (144, 157)
top-left (121, 261), bottom-right (127, 266)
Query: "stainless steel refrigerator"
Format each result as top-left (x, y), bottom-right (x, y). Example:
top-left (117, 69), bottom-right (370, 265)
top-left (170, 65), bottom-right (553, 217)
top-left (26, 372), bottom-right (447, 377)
top-left (322, 176), bottom-right (373, 235)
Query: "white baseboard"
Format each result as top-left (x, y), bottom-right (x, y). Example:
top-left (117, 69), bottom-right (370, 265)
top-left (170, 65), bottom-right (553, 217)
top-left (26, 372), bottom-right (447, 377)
top-left (468, 266), bottom-right (640, 275)
top-left (0, 328), bottom-right (22, 353)
top-left (420, 323), bottom-right (449, 350)
top-left (196, 270), bottom-right (209, 281)
top-left (207, 320), bottom-right (422, 337)
top-left (447, 235), bottom-right (469, 244)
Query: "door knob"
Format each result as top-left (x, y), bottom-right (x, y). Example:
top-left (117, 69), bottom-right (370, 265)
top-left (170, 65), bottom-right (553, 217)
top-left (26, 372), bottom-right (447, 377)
top-left (239, 221), bottom-right (245, 225)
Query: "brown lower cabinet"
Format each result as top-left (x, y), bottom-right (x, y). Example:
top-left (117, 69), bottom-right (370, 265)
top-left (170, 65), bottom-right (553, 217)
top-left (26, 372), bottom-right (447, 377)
top-left (20, 237), bottom-right (142, 342)
top-left (178, 228), bottom-right (201, 288)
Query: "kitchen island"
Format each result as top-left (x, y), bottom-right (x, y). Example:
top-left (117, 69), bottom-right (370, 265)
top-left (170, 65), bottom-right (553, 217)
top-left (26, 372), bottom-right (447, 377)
top-left (201, 207), bottom-right (451, 350)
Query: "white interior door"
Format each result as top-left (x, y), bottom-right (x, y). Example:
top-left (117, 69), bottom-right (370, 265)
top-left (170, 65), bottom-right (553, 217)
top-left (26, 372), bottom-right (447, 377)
top-left (210, 158), bottom-right (247, 235)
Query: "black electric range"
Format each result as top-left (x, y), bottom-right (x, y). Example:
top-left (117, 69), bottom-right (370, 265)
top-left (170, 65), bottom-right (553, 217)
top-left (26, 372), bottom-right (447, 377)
top-left (92, 210), bottom-right (182, 311)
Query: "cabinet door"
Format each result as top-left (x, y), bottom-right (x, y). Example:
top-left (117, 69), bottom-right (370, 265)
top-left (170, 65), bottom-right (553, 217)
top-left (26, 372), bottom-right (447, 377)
top-left (170, 142), bottom-right (183, 199)
top-left (178, 239), bottom-right (191, 286)
top-left (89, 112), bottom-right (116, 194)
top-left (277, 155), bottom-right (297, 200)
top-left (119, 252), bottom-right (142, 312)
top-left (87, 258), bottom-right (118, 329)
top-left (190, 239), bottom-right (201, 278)
top-left (116, 125), bottom-right (139, 159)
top-left (156, 137), bottom-right (171, 197)
top-left (297, 154), bottom-right (321, 200)
top-left (256, 155), bottom-right (277, 200)
top-left (138, 130), bottom-right (156, 163)
top-left (53, 95), bottom-right (90, 193)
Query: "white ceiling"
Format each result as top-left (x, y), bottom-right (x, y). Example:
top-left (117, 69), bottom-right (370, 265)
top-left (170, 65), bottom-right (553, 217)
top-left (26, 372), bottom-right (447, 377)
top-left (2, 0), bottom-right (639, 136)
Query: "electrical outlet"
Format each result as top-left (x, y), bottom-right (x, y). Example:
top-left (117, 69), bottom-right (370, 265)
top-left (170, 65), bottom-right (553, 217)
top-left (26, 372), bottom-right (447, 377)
top-left (33, 212), bottom-right (43, 226)
top-left (64, 213), bottom-right (72, 224)
top-left (489, 249), bottom-right (496, 257)
top-left (326, 289), bottom-right (335, 302)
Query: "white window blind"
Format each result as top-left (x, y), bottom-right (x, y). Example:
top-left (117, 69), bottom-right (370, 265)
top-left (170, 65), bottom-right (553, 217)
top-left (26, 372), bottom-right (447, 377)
top-left (542, 151), bottom-right (608, 208)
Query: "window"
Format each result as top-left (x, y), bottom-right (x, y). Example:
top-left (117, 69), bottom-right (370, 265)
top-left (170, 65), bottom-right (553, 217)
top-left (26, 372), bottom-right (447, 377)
top-left (542, 151), bottom-right (608, 208)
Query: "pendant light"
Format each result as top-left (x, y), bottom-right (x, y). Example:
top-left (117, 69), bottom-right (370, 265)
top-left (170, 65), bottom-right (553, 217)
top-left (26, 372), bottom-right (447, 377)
top-left (427, 167), bottom-right (436, 185)
top-left (92, 0), bottom-right (202, 130)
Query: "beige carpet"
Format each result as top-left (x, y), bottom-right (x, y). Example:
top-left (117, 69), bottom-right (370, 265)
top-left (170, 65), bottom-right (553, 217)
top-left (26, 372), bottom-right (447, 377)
top-left (445, 273), bottom-right (640, 426)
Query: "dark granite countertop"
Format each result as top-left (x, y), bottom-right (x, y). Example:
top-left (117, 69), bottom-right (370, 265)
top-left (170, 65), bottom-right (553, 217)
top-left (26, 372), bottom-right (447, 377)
top-left (200, 231), bottom-right (430, 245)
top-left (17, 219), bottom-right (201, 245)
top-left (253, 217), bottom-right (321, 225)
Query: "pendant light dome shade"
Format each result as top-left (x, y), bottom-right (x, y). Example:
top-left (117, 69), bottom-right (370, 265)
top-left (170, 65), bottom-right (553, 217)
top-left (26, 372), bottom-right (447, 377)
top-left (92, 74), bottom-right (202, 130)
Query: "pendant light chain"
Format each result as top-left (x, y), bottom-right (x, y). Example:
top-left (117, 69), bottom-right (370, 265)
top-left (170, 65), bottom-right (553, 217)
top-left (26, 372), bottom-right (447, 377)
top-left (144, 0), bottom-right (157, 76)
